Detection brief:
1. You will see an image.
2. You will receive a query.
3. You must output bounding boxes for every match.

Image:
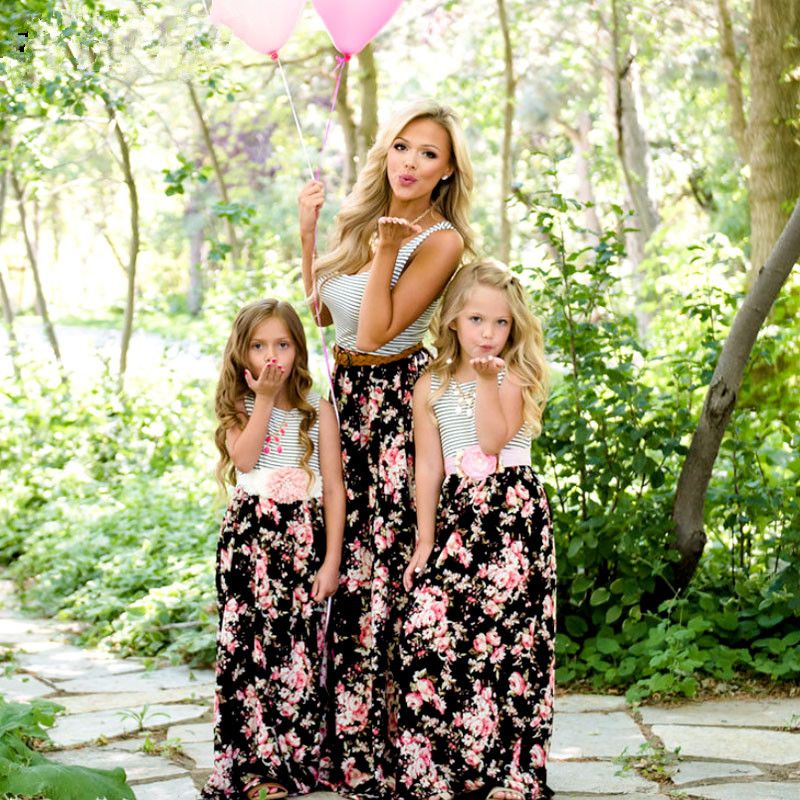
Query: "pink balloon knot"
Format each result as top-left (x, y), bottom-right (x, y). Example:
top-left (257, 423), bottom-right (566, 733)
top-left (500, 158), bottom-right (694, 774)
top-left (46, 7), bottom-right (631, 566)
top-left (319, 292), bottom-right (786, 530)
top-left (270, 51), bottom-right (279, 60)
top-left (342, 53), bottom-right (351, 61)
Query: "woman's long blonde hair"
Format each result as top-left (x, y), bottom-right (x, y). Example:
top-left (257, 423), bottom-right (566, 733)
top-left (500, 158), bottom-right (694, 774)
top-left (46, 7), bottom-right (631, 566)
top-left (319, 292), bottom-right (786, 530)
top-left (214, 299), bottom-right (317, 487)
top-left (314, 99), bottom-right (475, 286)
top-left (428, 260), bottom-right (549, 437)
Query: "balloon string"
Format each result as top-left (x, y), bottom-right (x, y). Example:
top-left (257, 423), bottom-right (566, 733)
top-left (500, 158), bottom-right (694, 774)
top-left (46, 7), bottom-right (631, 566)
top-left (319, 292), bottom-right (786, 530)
top-left (309, 54), bottom-right (349, 423)
top-left (275, 55), bottom-right (315, 182)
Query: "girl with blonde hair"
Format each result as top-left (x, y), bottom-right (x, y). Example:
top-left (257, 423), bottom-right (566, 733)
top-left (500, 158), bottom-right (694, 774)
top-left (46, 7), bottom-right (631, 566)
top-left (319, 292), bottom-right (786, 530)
top-left (297, 100), bottom-right (475, 797)
top-left (397, 260), bottom-right (555, 800)
top-left (202, 299), bottom-right (344, 800)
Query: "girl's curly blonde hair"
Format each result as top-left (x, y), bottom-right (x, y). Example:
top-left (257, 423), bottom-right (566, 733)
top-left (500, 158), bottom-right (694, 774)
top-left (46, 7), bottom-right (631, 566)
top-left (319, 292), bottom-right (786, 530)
top-left (428, 260), bottom-right (549, 437)
top-left (214, 299), bottom-right (317, 487)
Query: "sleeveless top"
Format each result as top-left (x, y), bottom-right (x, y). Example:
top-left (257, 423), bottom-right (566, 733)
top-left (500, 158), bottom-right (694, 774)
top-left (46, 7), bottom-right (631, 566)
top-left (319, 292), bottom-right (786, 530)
top-left (235, 391), bottom-right (321, 491)
top-left (430, 373), bottom-right (530, 462)
top-left (318, 220), bottom-right (455, 356)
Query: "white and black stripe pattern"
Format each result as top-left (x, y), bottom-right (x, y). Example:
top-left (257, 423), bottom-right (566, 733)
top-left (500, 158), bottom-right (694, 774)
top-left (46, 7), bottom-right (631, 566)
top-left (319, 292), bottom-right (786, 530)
top-left (430, 373), bottom-right (531, 460)
top-left (235, 392), bottom-right (321, 483)
top-left (318, 221), bottom-right (455, 356)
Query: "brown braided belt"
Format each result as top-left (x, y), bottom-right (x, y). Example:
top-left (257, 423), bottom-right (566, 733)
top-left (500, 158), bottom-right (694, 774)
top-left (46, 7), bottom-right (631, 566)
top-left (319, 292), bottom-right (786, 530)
top-left (333, 342), bottom-right (425, 367)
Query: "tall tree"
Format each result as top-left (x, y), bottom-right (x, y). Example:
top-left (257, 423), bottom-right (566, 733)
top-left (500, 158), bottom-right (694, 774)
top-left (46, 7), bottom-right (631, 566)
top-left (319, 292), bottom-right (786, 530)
top-left (672, 199), bottom-right (800, 589)
top-left (715, 0), bottom-right (800, 275)
top-left (497, 0), bottom-right (517, 264)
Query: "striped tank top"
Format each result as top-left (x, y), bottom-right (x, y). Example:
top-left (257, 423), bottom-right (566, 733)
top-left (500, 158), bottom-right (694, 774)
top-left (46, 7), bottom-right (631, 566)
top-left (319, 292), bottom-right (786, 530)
top-left (430, 373), bottom-right (531, 461)
top-left (318, 220), bottom-right (455, 356)
top-left (235, 391), bottom-right (321, 487)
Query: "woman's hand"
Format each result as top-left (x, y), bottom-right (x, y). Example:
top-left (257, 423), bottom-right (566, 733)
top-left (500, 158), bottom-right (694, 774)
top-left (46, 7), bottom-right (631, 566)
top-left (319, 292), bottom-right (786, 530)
top-left (403, 541), bottom-right (434, 591)
top-left (376, 216), bottom-right (421, 250)
top-left (299, 180), bottom-right (324, 239)
top-left (471, 355), bottom-right (505, 381)
top-left (244, 359), bottom-right (284, 399)
top-left (311, 559), bottom-right (339, 601)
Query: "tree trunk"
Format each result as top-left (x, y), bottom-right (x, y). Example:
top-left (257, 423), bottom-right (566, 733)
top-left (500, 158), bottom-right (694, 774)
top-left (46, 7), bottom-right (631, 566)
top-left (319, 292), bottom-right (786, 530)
top-left (11, 170), bottom-right (61, 363)
top-left (715, 0), bottom-right (749, 162)
top-left (106, 102), bottom-right (139, 382)
top-left (497, 0), bottom-right (516, 264)
top-left (186, 190), bottom-right (204, 316)
top-left (564, 113), bottom-right (603, 242)
top-left (0, 171), bottom-right (20, 375)
top-left (747, 0), bottom-right (800, 275)
top-left (335, 62), bottom-right (359, 192)
top-left (672, 199), bottom-right (800, 590)
top-left (357, 43), bottom-right (378, 158)
top-left (187, 80), bottom-right (240, 268)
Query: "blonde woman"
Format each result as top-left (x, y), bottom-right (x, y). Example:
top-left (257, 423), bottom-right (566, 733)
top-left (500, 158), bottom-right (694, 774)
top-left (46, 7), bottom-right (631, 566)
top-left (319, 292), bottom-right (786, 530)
top-left (298, 100), bottom-right (474, 798)
top-left (397, 261), bottom-right (555, 800)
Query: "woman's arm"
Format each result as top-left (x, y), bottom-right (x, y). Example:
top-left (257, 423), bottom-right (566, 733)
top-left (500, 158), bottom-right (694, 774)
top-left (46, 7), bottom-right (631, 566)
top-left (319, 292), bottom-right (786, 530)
top-left (226, 363), bottom-right (286, 471)
top-left (473, 357), bottom-right (524, 454)
top-left (356, 222), bottom-right (463, 351)
top-left (312, 398), bottom-right (345, 601)
top-left (298, 180), bottom-right (333, 327)
top-left (403, 374), bottom-right (445, 591)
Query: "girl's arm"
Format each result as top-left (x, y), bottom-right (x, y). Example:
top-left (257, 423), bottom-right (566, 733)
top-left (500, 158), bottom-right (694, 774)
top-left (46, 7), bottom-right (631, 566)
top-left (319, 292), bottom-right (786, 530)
top-left (312, 398), bottom-right (344, 601)
top-left (403, 374), bottom-right (444, 591)
top-left (226, 362), bottom-right (285, 471)
top-left (298, 180), bottom-right (333, 327)
top-left (356, 222), bottom-right (462, 351)
top-left (473, 357), bottom-right (524, 454)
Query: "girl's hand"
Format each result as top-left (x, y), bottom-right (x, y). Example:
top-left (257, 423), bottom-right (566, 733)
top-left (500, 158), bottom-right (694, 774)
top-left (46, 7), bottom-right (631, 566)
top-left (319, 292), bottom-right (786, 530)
top-left (299, 179), bottom-right (324, 238)
top-left (244, 359), bottom-right (284, 398)
top-left (403, 541), bottom-right (434, 592)
top-left (311, 560), bottom-right (339, 601)
top-left (376, 216), bottom-right (421, 250)
top-left (471, 355), bottom-right (505, 380)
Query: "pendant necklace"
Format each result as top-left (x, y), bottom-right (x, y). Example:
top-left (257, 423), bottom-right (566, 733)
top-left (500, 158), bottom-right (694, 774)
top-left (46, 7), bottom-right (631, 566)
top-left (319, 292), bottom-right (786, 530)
top-left (263, 415), bottom-right (288, 455)
top-left (450, 377), bottom-right (476, 418)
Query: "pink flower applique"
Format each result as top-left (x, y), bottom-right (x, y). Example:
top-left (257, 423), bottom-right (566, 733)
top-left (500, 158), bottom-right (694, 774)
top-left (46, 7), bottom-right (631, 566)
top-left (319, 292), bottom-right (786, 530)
top-left (264, 467), bottom-right (311, 503)
top-left (458, 445), bottom-right (497, 481)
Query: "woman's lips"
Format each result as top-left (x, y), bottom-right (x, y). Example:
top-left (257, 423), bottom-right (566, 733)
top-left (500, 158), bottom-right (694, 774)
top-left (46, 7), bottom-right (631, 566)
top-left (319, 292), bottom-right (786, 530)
top-left (398, 174), bottom-right (417, 186)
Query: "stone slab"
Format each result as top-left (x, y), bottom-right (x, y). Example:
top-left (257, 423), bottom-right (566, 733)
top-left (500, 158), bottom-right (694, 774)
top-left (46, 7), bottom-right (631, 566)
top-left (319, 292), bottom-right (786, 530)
top-left (57, 664), bottom-right (214, 695)
top-left (653, 724), bottom-right (800, 765)
top-left (548, 759), bottom-right (659, 794)
top-left (48, 746), bottom-right (187, 782)
top-left (0, 672), bottom-right (54, 701)
top-left (16, 643), bottom-right (145, 681)
top-left (550, 712), bottom-right (647, 760)
top-left (180, 740), bottom-right (213, 769)
top-left (167, 723), bottom-right (214, 743)
top-left (671, 760), bottom-right (764, 785)
top-left (685, 782), bottom-right (800, 800)
top-left (641, 697), bottom-right (800, 730)
top-left (133, 777), bottom-right (198, 800)
top-left (58, 685), bottom-right (214, 714)
top-left (0, 616), bottom-right (64, 644)
top-left (49, 703), bottom-right (209, 747)
top-left (552, 796), bottom-right (671, 800)
top-left (556, 694), bottom-right (628, 713)
top-left (305, 795), bottom-right (349, 799)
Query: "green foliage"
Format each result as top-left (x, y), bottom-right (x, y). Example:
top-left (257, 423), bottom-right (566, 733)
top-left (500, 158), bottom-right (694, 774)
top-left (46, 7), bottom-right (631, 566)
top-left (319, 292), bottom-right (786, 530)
top-left (0, 695), bottom-right (134, 799)
top-left (519, 185), bottom-right (800, 700)
top-left (0, 362), bottom-right (219, 665)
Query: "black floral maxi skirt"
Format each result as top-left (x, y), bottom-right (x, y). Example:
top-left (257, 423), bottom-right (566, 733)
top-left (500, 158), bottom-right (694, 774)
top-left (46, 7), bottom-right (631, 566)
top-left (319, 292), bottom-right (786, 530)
top-left (200, 487), bottom-right (328, 799)
top-left (395, 467), bottom-right (556, 800)
top-left (320, 349), bottom-right (429, 800)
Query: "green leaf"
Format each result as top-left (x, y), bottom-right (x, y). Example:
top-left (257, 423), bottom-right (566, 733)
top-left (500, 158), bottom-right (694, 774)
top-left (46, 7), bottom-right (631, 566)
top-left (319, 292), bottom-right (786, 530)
top-left (591, 588), bottom-right (610, 606)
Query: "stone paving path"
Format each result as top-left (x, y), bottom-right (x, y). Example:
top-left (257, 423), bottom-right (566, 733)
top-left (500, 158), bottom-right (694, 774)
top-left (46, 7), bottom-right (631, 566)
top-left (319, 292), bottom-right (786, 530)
top-left (1, 581), bottom-right (798, 799)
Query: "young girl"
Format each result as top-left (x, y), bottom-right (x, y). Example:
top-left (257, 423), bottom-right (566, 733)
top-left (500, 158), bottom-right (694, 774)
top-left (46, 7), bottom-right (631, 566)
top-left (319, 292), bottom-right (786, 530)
top-left (201, 299), bottom-right (345, 800)
top-left (396, 261), bottom-right (556, 800)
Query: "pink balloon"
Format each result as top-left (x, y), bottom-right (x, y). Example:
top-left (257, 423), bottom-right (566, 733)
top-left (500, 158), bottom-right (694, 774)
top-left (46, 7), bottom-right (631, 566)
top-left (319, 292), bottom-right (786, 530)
top-left (312, 0), bottom-right (404, 56)
top-left (210, 0), bottom-right (306, 57)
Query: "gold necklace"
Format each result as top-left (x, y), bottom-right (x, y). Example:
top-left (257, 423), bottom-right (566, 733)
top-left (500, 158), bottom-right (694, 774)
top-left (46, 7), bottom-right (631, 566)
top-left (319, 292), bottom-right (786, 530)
top-left (450, 377), bottom-right (476, 418)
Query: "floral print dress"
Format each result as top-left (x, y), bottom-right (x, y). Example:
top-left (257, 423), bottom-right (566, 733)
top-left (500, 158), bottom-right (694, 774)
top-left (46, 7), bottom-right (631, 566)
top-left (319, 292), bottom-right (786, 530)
top-left (201, 393), bottom-right (329, 799)
top-left (395, 377), bottom-right (556, 800)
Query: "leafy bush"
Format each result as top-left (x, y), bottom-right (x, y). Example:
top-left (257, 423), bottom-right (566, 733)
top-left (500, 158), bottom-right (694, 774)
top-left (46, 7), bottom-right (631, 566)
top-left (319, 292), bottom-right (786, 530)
top-left (518, 187), bottom-right (800, 700)
top-left (0, 694), bottom-right (134, 799)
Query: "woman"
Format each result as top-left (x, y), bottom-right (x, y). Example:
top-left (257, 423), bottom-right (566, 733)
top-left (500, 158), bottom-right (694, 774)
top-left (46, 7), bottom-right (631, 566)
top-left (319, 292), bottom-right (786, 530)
top-left (298, 100), bottom-right (474, 799)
